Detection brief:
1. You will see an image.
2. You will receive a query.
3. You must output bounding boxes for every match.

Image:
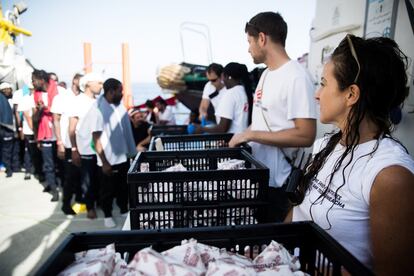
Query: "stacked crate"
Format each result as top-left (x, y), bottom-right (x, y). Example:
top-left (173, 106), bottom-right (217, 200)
top-left (148, 133), bottom-right (251, 151)
top-left (128, 146), bottom-right (268, 229)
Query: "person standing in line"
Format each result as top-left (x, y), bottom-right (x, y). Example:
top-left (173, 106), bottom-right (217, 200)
top-left (68, 72), bottom-right (103, 219)
top-left (154, 98), bottom-right (175, 125)
top-left (16, 83), bottom-right (45, 182)
top-left (229, 12), bottom-right (317, 222)
top-left (10, 83), bottom-right (25, 174)
top-left (0, 82), bottom-right (15, 178)
top-left (15, 83), bottom-right (35, 180)
top-left (31, 70), bottom-right (59, 201)
top-left (46, 72), bottom-right (65, 187)
top-left (198, 63), bottom-right (225, 123)
top-left (49, 72), bottom-right (67, 96)
top-left (52, 73), bottom-right (83, 215)
top-left (197, 62), bottom-right (252, 134)
top-left (89, 78), bottom-right (136, 228)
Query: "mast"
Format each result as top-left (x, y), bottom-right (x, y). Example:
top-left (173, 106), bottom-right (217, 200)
top-left (83, 42), bottom-right (92, 73)
top-left (122, 43), bottom-right (133, 109)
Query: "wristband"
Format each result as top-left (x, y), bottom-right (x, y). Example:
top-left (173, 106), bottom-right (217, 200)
top-left (71, 147), bottom-right (77, 152)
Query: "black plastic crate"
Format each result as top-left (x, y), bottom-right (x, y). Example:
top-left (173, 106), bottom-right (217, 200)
top-left (129, 201), bottom-right (267, 229)
top-left (36, 222), bottom-right (373, 276)
top-left (148, 133), bottom-right (251, 152)
top-left (150, 124), bottom-right (188, 136)
top-left (127, 148), bottom-right (269, 207)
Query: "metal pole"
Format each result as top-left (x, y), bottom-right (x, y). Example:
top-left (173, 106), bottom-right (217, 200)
top-left (122, 42), bottom-right (133, 109)
top-left (83, 42), bottom-right (92, 73)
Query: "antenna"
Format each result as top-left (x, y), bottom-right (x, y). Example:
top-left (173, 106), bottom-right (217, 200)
top-left (179, 22), bottom-right (212, 64)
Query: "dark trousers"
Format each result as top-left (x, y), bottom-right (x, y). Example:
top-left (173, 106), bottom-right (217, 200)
top-left (100, 161), bottom-right (129, 217)
top-left (23, 135), bottom-right (34, 173)
top-left (11, 137), bottom-right (21, 172)
top-left (25, 135), bottom-right (43, 178)
top-left (40, 141), bottom-right (57, 190)
top-left (62, 148), bottom-right (82, 207)
top-left (55, 155), bottom-right (65, 187)
top-left (0, 127), bottom-right (14, 175)
top-left (257, 184), bottom-right (291, 223)
top-left (80, 155), bottom-right (100, 211)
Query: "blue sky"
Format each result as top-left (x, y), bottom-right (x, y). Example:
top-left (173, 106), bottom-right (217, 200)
top-left (2, 0), bottom-right (316, 83)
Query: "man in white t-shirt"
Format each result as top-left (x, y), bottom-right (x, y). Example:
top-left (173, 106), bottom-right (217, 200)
top-left (155, 98), bottom-right (175, 125)
top-left (230, 12), bottom-right (317, 222)
top-left (89, 78), bottom-right (136, 228)
top-left (198, 63), bottom-right (226, 123)
top-left (9, 84), bottom-right (24, 174)
top-left (52, 73), bottom-right (83, 215)
top-left (15, 84), bottom-right (38, 180)
top-left (68, 72), bottom-right (103, 219)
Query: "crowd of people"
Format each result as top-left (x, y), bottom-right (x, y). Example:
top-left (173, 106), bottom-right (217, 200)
top-left (0, 70), bottom-right (174, 228)
top-left (1, 10), bottom-right (413, 275)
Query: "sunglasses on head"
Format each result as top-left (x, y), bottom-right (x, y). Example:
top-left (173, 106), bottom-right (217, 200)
top-left (346, 34), bottom-right (361, 84)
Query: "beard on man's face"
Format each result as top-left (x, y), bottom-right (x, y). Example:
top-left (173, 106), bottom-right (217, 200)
top-left (252, 53), bottom-right (265, 65)
top-left (113, 95), bottom-right (123, 105)
top-left (250, 48), bottom-right (266, 65)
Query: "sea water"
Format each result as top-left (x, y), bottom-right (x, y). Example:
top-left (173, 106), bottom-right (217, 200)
top-left (132, 82), bottom-right (190, 124)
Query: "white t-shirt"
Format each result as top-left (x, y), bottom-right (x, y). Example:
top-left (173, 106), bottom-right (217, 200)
top-left (17, 94), bottom-right (34, 135)
top-left (215, 85), bottom-right (249, 134)
top-left (202, 81), bottom-right (225, 111)
top-left (250, 60), bottom-right (317, 187)
top-left (293, 137), bottom-right (414, 269)
top-left (57, 86), bottom-right (67, 95)
top-left (68, 93), bottom-right (96, 155)
top-left (88, 96), bottom-right (136, 166)
top-left (11, 89), bottom-right (23, 106)
top-left (158, 105), bottom-right (176, 125)
top-left (51, 90), bottom-right (76, 148)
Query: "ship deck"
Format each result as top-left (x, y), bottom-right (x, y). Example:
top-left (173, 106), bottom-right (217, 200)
top-left (0, 171), bottom-right (126, 275)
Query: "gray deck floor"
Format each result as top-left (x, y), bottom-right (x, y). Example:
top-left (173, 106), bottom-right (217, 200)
top-left (0, 171), bottom-right (127, 276)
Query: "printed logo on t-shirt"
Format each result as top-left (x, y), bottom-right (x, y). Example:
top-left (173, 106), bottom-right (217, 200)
top-left (254, 89), bottom-right (262, 103)
top-left (310, 177), bottom-right (345, 208)
top-left (254, 88), bottom-right (263, 110)
top-left (243, 102), bottom-right (248, 112)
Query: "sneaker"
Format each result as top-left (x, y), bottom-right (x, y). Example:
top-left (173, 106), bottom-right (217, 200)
top-left (24, 173), bottom-right (31, 180)
top-left (62, 205), bottom-right (76, 215)
top-left (43, 186), bottom-right (51, 193)
top-left (51, 191), bottom-right (59, 202)
top-left (87, 209), bottom-right (97, 219)
top-left (104, 217), bottom-right (116, 228)
top-left (121, 212), bottom-right (129, 218)
top-left (37, 174), bottom-right (45, 183)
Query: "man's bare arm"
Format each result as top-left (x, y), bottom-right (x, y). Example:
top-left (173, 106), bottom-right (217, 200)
top-left (230, 118), bottom-right (316, 148)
